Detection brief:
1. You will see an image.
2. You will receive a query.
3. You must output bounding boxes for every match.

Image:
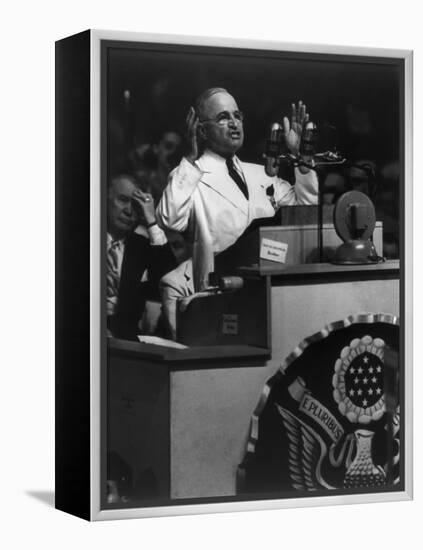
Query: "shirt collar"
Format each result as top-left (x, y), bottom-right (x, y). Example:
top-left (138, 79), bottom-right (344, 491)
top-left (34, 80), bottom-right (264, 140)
top-left (200, 149), bottom-right (242, 173)
top-left (107, 232), bottom-right (124, 249)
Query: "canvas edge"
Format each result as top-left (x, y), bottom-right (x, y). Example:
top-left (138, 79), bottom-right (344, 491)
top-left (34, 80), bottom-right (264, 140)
top-left (403, 49), bottom-right (413, 501)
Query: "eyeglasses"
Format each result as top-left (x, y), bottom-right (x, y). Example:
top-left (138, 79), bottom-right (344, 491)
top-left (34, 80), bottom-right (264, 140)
top-left (200, 110), bottom-right (244, 126)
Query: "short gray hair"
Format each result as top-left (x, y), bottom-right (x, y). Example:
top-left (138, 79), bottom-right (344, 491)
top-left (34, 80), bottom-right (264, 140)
top-left (108, 174), bottom-right (137, 193)
top-left (195, 87), bottom-right (229, 120)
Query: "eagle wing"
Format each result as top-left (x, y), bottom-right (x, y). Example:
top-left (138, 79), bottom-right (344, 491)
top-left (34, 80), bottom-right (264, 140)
top-left (276, 405), bottom-right (335, 491)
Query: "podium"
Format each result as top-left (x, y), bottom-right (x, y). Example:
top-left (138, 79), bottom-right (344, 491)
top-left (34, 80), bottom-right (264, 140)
top-left (215, 205), bottom-right (384, 272)
top-left (107, 260), bottom-right (399, 503)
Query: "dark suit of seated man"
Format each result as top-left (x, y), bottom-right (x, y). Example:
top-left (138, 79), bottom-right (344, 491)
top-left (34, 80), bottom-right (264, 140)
top-left (107, 175), bottom-right (176, 340)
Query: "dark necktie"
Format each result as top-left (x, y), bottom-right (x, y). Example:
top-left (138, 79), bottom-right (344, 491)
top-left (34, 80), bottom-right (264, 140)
top-left (226, 157), bottom-right (249, 200)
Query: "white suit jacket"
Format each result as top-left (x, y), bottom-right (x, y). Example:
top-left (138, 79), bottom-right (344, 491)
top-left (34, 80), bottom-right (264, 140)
top-left (157, 149), bottom-right (318, 291)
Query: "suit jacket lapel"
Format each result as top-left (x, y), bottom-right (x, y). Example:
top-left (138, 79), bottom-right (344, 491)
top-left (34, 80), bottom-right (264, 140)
top-left (242, 161), bottom-right (275, 222)
top-left (197, 151), bottom-right (249, 215)
top-left (120, 233), bottom-right (147, 290)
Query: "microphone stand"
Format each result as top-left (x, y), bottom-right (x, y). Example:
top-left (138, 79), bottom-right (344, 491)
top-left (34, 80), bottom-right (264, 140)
top-left (318, 173), bottom-right (324, 262)
top-left (295, 153), bottom-right (346, 263)
top-left (265, 121), bottom-right (346, 263)
top-left (266, 146), bottom-right (346, 265)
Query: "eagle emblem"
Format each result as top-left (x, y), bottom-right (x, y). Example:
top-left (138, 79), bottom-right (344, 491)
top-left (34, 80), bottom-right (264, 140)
top-left (238, 316), bottom-right (401, 495)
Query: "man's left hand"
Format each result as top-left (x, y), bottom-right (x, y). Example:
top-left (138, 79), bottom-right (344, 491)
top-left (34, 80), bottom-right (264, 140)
top-left (283, 100), bottom-right (309, 156)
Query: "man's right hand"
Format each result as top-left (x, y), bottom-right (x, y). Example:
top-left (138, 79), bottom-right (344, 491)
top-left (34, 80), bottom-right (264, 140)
top-left (132, 189), bottom-right (156, 226)
top-left (185, 106), bottom-right (199, 164)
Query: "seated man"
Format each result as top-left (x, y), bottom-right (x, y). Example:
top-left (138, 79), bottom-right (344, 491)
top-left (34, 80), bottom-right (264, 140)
top-left (107, 174), bottom-right (176, 339)
top-left (157, 88), bottom-right (319, 339)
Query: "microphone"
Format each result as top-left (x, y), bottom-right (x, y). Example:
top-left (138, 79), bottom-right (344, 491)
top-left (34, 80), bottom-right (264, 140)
top-left (263, 120), bottom-right (345, 173)
top-left (208, 273), bottom-right (244, 292)
top-left (300, 121), bottom-right (318, 156)
top-left (265, 122), bottom-right (284, 176)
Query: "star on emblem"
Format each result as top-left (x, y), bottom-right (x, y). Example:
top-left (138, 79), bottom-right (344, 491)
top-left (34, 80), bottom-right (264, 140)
top-left (372, 376), bottom-right (377, 384)
top-left (363, 377), bottom-right (368, 384)
top-left (363, 356), bottom-right (369, 364)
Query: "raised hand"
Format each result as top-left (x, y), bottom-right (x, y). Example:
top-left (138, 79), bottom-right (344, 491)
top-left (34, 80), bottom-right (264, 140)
top-left (283, 100), bottom-right (309, 156)
top-left (132, 189), bottom-right (156, 226)
top-left (185, 106), bottom-right (199, 163)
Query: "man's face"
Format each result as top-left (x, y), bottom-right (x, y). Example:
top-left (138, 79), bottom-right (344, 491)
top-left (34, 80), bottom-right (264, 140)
top-left (108, 177), bottom-right (138, 238)
top-left (199, 92), bottom-right (244, 158)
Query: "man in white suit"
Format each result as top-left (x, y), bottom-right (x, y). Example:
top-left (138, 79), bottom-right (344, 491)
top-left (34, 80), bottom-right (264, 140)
top-left (157, 87), bottom-right (318, 338)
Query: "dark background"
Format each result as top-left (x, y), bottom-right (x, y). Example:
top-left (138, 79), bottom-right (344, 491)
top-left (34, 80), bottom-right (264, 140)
top-left (106, 44), bottom-right (401, 257)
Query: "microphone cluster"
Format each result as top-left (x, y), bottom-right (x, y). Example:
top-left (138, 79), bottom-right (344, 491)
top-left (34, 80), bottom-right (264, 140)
top-left (264, 121), bottom-right (346, 176)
